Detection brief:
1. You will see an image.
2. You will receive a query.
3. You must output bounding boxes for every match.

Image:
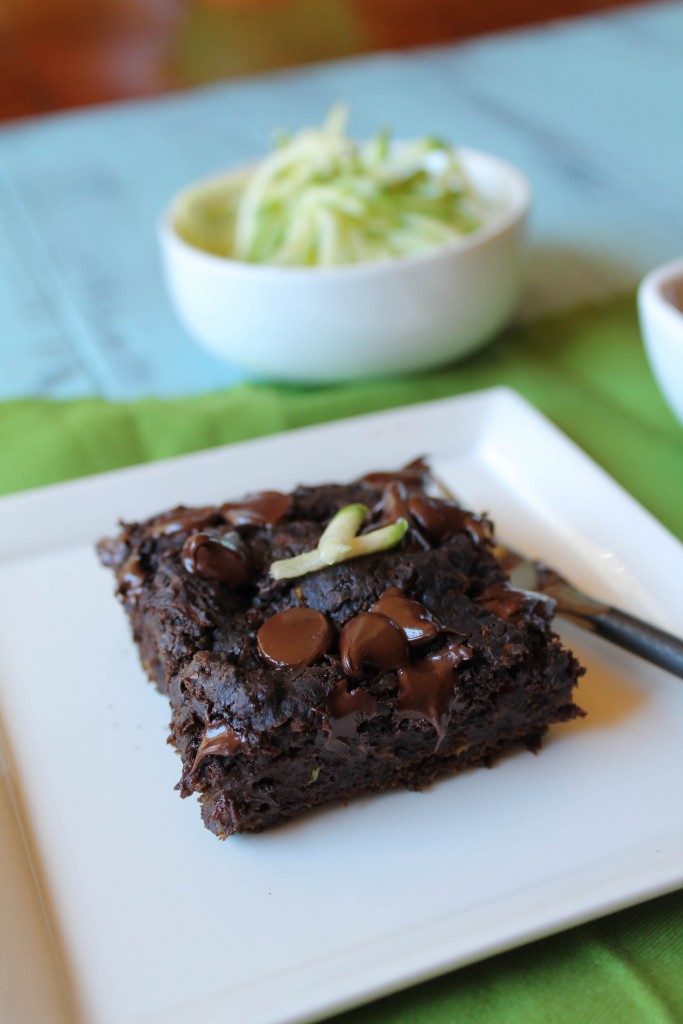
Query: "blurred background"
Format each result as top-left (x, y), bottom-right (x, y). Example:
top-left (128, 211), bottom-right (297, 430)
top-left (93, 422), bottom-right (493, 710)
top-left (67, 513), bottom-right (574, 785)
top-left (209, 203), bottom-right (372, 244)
top-left (0, 0), bottom-right (647, 122)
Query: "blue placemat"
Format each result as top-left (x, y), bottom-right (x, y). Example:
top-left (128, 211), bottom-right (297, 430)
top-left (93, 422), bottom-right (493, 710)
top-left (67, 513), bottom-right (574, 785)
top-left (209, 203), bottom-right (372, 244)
top-left (0, 0), bottom-right (681, 400)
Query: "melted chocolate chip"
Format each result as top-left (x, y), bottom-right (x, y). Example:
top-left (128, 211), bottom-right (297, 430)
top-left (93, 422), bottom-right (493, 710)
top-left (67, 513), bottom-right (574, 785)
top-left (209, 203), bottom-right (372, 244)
top-left (371, 588), bottom-right (440, 646)
top-left (339, 612), bottom-right (409, 679)
top-left (372, 482), bottom-right (410, 526)
top-left (408, 495), bottom-right (492, 545)
top-left (182, 531), bottom-right (251, 586)
top-left (190, 722), bottom-right (245, 773)
top-left (149, 506), bottom-right (219, 537)
top-left (396, 642), bottom-right (472, 740)
top-left (118, 554), bottom-right (145, 605)
top-left (361, 457), bottom-right (429, 490)
top-left (325, 683), bottom-right (378, 740)
top-left (221, 491), bottom-right (291, 528)
top-left (257, 607), bottom-right (333, 668)
top-left (372, 484), bottom-right (433, 551)
top-left (478, 584), bottom-right (529, 620)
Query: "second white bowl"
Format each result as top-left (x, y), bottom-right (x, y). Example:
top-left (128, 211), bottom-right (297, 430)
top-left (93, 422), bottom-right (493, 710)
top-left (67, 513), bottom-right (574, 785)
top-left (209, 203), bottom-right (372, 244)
top-left (638, 257), bottom-right (683, 426)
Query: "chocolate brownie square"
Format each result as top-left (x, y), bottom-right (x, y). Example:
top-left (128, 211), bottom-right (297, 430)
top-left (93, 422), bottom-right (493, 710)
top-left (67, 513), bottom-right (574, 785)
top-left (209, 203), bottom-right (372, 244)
top-left (97, 460), bottom-right (584, 838)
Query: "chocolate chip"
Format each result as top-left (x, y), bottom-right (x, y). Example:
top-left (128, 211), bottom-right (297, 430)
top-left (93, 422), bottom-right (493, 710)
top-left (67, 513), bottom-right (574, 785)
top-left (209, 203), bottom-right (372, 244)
top-left (190, 722), bottom-right (246, 773)
top-left (371, 587), bottom-right (440, 646)
top-left (182, 531), bottom-right (251, 586)
top-left (118, 553), bottom-right (145, 605)
top-left (339, 612), bottom-right (409, 679)
top-left (221, 491), bottom-right (292, 528)
top-left (149, 506), bottom-right (219, 537)
top-left (257, 607), bottom-right (333, 668)
top-left (325, 683), bottom-right (378, 740)
top-left (408, 494), bottom-right (492, 544)
top-left (360, 457), bottom-right (429, 490)
top-left (478, 583), bottom-right (529, 620)
top-left (396, 642), bottom-right (472, 739)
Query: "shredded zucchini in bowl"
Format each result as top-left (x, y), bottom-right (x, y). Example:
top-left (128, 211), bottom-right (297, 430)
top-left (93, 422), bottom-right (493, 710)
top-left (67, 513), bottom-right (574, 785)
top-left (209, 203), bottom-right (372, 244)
top-left (174, 106), bottom-right (490, 268)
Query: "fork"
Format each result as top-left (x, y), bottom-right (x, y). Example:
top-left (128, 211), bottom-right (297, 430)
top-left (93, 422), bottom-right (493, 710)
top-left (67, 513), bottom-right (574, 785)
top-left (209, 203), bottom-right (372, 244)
top-left (497, 546), bottom-right (683, 680)
top-left (431, 472), bottom-right (683, 680)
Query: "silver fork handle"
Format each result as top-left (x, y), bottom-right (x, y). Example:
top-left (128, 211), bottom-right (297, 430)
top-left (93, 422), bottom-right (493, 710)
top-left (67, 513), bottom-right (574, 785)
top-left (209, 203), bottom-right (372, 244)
top-left (558, 603), bottom-right (683, 680)
top-left (431, 472), bottom-right (683, 680)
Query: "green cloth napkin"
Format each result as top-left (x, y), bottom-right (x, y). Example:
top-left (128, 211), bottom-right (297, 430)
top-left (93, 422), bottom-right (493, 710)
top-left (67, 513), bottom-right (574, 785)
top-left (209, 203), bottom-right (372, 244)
top-left (1, 293), bottom-right (681, 538)
top-left (1, 293), bottom-right (682, 1023)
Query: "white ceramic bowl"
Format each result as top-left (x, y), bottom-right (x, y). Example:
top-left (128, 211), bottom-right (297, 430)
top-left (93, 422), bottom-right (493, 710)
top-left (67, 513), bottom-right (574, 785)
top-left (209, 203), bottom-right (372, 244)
top-left (160, 148), bottom-right (531, 383)
top-left (638, 257), bottom-right (683, 426)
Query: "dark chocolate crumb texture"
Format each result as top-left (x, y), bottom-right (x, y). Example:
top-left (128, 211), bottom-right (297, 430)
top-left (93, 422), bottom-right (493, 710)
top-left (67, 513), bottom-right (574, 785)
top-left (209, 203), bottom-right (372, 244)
top-left (97, 459), bottom-right (585, 838)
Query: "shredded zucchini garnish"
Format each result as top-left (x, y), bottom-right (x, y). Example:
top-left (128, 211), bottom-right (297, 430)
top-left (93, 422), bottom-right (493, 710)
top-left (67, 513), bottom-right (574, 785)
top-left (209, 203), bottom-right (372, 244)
top-left (177, 105), bottom-right (488, 267)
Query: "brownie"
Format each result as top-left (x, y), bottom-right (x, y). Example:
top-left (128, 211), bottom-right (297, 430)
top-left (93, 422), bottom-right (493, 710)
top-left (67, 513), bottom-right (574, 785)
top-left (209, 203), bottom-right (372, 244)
top-left (97, 460), bottom-right (584, 838)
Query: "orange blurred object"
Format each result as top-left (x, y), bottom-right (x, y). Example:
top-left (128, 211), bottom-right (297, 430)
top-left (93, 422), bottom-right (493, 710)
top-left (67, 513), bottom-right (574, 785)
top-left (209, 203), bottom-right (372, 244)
top-left (0, 0), bottom-right (647, 122)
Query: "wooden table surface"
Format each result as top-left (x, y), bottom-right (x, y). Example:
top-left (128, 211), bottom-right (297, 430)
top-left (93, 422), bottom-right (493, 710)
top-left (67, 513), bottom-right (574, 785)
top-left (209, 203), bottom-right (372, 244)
top-left (0, 0), bottom-right (647, 122)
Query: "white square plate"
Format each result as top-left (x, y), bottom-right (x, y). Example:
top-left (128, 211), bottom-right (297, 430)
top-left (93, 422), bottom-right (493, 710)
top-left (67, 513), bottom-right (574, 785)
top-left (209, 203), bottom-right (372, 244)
top-left (1, 387), bottom-right (682, 1024)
